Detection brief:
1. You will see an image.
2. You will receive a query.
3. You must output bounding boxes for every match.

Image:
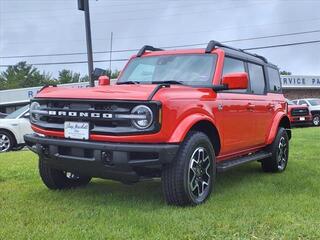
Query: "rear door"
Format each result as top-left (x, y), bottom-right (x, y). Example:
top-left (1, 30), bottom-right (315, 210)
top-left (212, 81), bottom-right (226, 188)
top-left (246, 62), bottom-right (272, 145)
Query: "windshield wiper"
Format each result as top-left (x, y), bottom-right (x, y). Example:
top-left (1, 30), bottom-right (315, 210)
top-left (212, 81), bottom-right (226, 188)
top-left (117, 81), bottom-right (140, 85)
top-left (152, 80), bottom-right (184, 85)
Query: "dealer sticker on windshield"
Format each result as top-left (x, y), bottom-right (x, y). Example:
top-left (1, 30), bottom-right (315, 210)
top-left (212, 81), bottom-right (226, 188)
top-left (64, 121), bottom-right (89, 140)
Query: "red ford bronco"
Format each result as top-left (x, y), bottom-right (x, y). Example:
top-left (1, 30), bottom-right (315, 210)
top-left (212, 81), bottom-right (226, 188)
top-left (24, 41), bottom-right (291, 206)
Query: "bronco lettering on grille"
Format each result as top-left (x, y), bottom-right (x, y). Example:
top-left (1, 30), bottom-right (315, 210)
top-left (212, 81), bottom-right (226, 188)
top-left (48, 110), bottom-right (113, 119)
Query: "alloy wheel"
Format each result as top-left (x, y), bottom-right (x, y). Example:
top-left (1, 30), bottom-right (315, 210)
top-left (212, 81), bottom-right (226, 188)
top-left (313, 116), bottom-right (320, 126)
top-left (277, 136), bottom-right (288, 170)
top-left (188, 147), bottom-right (211, 202)
top-left (0, 134), bottom-right (11, 152)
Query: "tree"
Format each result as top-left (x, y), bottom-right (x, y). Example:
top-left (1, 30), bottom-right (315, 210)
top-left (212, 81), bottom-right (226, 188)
top-left (105, 69), bottom-right (120, 79)
top-left (57, 69), bottom-right (81, 84)
top-left (280, 70), bottom-right (292, 75)
top-left (0, 61), bottom-right (53, 90)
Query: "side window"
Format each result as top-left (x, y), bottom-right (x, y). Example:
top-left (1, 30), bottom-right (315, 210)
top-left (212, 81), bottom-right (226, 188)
top-left (248, 63), bottom-right (266, 94)
top-left (267, 67), bottom-right (281, 92)
top-left (222, 57), bottom-right (247, 93)
top-left (223, 57), bottom-right (245, 75)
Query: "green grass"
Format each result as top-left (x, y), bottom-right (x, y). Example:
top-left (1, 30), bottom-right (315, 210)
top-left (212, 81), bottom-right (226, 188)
top-left (0, 128), bottom-right (320, 239)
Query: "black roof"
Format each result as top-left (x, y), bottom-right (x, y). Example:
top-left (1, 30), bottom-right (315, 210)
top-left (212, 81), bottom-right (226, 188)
top-left (205, 40), bottom-right (278, 69)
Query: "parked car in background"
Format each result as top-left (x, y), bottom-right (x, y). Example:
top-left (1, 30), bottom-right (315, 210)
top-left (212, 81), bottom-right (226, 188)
top-left (0, 113), bottom-right (8, 119)
top-left (293, 98), bottom-right (320, 126)
top-left (287, 99), bottom-right (312, 126)
top-left (0, 105), bottom-right (32, 152)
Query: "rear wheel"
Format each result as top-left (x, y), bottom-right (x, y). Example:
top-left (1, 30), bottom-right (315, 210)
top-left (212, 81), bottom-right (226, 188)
top-left (39, 158), bottom-right (91, 190)
top-left (162, 131), bottom-right (215, 206)
top-left (312, 114), bottom-right (320, 126)
top-left (0, 130), bottom-right (14, 153)
top-left (261, 127), bottom-right (289, 172)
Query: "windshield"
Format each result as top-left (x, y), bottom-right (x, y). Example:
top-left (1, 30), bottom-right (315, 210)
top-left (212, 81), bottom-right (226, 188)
top-left (308, 99), bottom-right (320, 106)
top-left (5, 105), bottom-right (29, 119)
top-left (118, 54), bottom-right (217, 86)
top-left (287, 100), bottom-right (295, 105)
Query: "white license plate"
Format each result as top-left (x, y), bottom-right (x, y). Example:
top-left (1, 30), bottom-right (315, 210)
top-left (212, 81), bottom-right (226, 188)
top-left (64, 121), bottom-right (89, 140)
top-left (299, 117), bottom-right (306, 121)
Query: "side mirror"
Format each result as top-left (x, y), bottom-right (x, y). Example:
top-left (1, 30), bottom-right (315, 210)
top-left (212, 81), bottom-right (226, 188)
top-left (23, 113), bottom-right (30, 118)
top-left (93, 68), bottom-right (106, 80)
top-left (222, 72), bottom-right (248, 90)
top-left (98, 76), bottom-right (110, 86)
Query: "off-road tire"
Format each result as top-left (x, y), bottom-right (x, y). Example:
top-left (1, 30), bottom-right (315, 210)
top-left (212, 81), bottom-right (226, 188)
top-left (39, 158), bottom-right (91, 190)
top-left (261, 127), bottom-right (289, 173)
top-left (162, 131), bottom-right (216, 206)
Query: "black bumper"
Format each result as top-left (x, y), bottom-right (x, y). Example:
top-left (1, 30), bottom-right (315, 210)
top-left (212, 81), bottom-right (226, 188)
top-left (24, 134), bottom-right (179, 182)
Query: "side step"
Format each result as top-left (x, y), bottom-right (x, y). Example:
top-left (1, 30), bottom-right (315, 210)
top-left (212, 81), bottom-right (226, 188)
top-left (217, 151), bottom-right (272, 172)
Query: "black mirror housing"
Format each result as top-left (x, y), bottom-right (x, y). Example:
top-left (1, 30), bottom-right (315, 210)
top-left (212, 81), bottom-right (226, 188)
top-left (92, 68), bottom-right (106, 80)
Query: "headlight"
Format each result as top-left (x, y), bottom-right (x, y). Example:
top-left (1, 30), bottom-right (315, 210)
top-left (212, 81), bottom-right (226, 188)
top-left (30, 101), bottom-right (41, 122)
top-left (131, 105), bottom-right (153, 129)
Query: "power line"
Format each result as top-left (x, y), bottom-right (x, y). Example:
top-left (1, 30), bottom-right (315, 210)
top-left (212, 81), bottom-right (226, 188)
top-left (1, 39), bottom-right (320, 67)
top-left (1, 29), bottom-right (320, 59)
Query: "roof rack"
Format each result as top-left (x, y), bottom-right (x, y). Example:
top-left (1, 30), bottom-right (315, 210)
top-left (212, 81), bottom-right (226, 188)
top-left (137, 45), bottom-right (163, 57)
top-left (205, 40), bottom-right (268, 63)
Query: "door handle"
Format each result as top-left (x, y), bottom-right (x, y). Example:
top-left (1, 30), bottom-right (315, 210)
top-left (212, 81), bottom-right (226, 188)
top-left (268, 103), bottom-right (275, 111)
top-left (247, 103), bottom-right (255, 111)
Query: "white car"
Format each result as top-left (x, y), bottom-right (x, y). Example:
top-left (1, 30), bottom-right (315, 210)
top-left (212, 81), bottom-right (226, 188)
top-left (0, 105), bottom-right (32, 152)
top-left (292, 98), bottom-right (320, 126)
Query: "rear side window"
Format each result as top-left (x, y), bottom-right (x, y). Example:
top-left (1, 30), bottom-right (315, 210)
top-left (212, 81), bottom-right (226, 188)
top-left (248, 63), bottom-right (266, 94)
top-left (267, 67), bottom-right (281, 92)
top-left (222, 57), bottom-right (247, 93)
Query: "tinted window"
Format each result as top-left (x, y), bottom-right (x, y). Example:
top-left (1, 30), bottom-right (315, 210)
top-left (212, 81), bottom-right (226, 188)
top-left (267, 67), bottom-right (281, 92)
top-left (223, 57), bottom-right (245, 75)
top-left (222, 57), bottom-right (247, 92)
top-left (248, 63), bottom-right (266, 94)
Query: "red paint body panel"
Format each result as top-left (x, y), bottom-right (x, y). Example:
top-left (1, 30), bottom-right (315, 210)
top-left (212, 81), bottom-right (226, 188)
top-left (31, 48), bottom-right (289, 162)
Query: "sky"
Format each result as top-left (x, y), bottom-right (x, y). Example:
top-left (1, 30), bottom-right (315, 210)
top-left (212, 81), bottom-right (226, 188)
top-left (1, 0), bottom-right (320, 78)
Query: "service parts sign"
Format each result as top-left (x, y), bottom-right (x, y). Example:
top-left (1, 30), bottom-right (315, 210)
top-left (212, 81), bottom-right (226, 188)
top-left (281, 75), bottom-right (320, 88)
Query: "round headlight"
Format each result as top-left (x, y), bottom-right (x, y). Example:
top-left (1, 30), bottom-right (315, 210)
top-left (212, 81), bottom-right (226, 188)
top-left (30, 101), bottom-right (41, 121)
top-left (131, 105), bottom-right (153, 129)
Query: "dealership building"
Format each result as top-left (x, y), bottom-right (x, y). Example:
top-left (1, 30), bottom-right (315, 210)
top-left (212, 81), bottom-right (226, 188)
top-left (0, 76), bottom-right (319, 114)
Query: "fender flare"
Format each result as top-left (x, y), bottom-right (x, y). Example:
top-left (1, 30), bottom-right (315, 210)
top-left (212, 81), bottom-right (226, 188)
top-left (266, 113), bottom-right (291, 145)
top-left (168, 113), bottom-right (217, 143)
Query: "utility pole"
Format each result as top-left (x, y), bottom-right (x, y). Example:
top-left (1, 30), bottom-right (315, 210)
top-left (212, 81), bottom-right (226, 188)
top-left (109, 31), bottom-right (113, 75)
top-left (78, 0), bottom-right (94, 87)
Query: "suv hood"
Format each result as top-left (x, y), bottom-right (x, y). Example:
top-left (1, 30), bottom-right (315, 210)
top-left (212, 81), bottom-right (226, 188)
top-left (288, 104), bottom-right (308, 110)
top-left (36, 84), bottom-right (159, 101)
top-left (0, 118), bottom-right (19, 124)
top-left (309, 105), bottom-right (320, 111)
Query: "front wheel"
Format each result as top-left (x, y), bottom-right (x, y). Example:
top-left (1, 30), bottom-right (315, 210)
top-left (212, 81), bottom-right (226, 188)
top-left (0, 131), bottom-right (13, 153)
top-left (39, 158), bottom-right (92, 190)
top-left (312, 114), bottom-right (320, 126)
top-left (261, 127), bottom-right (289, 173)
top-left (162, 131), bottom-right (215, 206)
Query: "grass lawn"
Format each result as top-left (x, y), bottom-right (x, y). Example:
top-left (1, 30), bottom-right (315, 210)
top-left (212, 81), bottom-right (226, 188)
top-left (0, 127), bottom-right (320, 239)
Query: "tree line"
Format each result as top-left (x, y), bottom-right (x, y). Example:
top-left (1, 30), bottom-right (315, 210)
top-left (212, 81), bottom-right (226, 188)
top-left (0, 61), bottom-right (120, 90)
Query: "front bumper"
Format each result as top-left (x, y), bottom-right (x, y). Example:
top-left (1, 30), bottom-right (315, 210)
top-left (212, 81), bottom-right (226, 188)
top-left (24, 134), bottom-right (179, 182)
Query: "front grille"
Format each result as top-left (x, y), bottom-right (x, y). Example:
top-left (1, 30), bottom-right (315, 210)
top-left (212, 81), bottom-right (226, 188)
top-left (291, 108), bottom-right (309, 116)
top-left (32, 99), bottom-right (161, 135)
